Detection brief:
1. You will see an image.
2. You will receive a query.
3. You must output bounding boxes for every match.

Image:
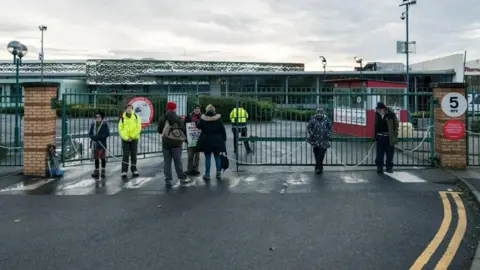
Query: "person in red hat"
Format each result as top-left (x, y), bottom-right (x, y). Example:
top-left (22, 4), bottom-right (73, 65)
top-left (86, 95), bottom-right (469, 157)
top-left (157, 101), bottom-right (192, 187)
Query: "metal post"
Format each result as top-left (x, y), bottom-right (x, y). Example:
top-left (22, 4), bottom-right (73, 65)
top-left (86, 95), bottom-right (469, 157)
top-left (14, 57), bottom-right (20, 150)
top-left (40, 29), bottom-right (44, 82)
top-left (405, 4), bottom-right (410, 95)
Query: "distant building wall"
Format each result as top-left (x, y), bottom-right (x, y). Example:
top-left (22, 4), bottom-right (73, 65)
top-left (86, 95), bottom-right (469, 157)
top-left (410, 53), bottom-right (465, 82)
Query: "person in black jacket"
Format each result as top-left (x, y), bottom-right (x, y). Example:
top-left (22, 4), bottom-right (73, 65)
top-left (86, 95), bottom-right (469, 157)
top-left (373, 102), bottom-right (399, 173)
top-left (89, 112), bottom-right (110, 179)
top-left (157, 101), bottom-right (191, 187)
top-left (196, 104), bottom-right (227, 181)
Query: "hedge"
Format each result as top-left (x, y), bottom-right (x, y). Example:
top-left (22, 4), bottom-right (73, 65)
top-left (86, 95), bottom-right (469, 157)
top-left (472, 120), bottom-right (480, 133)
top-left (410, 111), bottom-right (431, 119)
top-left (0, 96), bottom-right (275, 122)
top-left (275, 108), bottom-right (334, 122)
top-left (0, 144), bottom-right (6, 161)
top-left (194, 96), bottom-right (274, 122)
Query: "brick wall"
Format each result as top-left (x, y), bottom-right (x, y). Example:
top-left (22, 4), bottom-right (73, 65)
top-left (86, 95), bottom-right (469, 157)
top-left (23, 83), bottom-right (59, 177)
top-left (432, 83), bottom-right (467, 169)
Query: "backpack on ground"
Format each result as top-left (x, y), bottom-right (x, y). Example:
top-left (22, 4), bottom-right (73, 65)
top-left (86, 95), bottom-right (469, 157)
top-left (162, 120), bottom-right (186, 142)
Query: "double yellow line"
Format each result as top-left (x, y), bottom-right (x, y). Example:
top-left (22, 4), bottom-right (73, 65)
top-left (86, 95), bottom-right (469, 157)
top-left (410, 191), bottom-right (467, 270)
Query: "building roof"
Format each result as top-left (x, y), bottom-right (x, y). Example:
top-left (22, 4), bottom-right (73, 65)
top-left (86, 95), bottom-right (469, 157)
top-left (139, 69), bottom-right (455, 77)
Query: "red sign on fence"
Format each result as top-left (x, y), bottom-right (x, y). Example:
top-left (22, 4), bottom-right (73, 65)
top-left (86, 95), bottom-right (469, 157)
top-left (442, 120), bottom-right (465, 140)
top-left (127, 97), bottom-right (154, 128)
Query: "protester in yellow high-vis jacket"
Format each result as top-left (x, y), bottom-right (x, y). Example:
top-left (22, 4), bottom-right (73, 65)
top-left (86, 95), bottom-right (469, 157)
top-left (118, 104), bottom-right (142, 178)
top-left (229, 102), bottom-right (252, 153)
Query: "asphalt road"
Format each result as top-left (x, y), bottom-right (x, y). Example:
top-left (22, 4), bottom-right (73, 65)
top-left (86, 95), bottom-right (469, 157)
top-left (0, 160), bottom-right (479, 269)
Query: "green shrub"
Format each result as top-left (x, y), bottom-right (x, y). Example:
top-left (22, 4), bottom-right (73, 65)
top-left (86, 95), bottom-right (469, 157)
top-left (410, 111), bottom-right (430, 119)
top-left (0, 144), bottom-right (6, 161)
top-left (472, 120), bottom-right (480, 133)
top-left (192, 96), bottom-right (274, 122)
top-left (276, 109), bottom-right (316, 122)
top-left (0, 106), bottom-right (24, 116)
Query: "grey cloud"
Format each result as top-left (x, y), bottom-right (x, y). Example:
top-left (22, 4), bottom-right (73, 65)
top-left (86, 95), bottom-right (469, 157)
top-left (0, 0), bottom-right (479, 66)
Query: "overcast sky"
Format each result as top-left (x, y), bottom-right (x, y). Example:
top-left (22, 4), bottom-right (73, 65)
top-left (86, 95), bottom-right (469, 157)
top-left (0, 0), bottom-right (478, 71)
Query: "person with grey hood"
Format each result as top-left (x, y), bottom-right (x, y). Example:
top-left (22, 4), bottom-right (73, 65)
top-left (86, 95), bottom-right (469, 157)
top-left (157, 101), bottom-right (192, 187)
top-left (373, 102), bottom-right (399, 174)
top-left (307, 108), bottom-right (332, 174)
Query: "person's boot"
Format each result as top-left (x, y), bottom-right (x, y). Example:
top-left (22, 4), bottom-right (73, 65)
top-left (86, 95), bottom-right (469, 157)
top-left (92, 169), bottom-right (100, 178)
top-left (386, 167), bottom-right (393, 173)
top-left (377, 166), bottom-right (383, 174)
top-left (203, 175), bottom-right (211, 182)
top-left (216, 172), bottom-right (222, 180)
top-left (100, 168), bottom-right (106, 178)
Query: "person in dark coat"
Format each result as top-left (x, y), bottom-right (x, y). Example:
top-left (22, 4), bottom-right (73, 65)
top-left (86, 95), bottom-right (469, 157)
top-left (157, 101), bottom-right (192, 187)
top-left (373, 102), bottom-right (399, 174)
top-left (184, 103), bottom-right (202, 176)
top-left (195, 104), bottom-right (227, 181)
top-left (89, 112), bottom-right (110, 178)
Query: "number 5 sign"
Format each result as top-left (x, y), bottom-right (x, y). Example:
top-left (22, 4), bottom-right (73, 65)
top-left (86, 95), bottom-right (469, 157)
top-left (441, 93), bottom-right (467, 118)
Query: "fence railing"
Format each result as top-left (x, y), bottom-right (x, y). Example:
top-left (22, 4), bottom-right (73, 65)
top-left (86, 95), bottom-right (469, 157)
top-left (61, 91), bottom-right (434, 167)
top-left (0, 95), bottom-right (24, 166)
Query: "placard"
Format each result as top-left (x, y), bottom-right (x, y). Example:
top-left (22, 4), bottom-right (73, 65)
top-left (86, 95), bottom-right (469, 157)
top-left (442, 120), bottom-right (465, 140)
top-left (186, 122), bottom-right (201, 147)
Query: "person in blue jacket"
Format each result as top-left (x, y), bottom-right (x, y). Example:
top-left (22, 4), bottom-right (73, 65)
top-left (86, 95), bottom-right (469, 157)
top-left (89, 112), bottom-right (110, 178)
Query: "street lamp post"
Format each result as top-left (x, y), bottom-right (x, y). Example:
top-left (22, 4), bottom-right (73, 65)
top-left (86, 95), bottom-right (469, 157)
top-left (400, 0), bottom-right (416, 111)
top-left (39, 25), bottom-right (47, 82)
top-left (354, 56), bottom-right (363, 76)
top-left (7, 41), bottom-right (28, 150)
top-left (319, 56), bottom-right (327, 80)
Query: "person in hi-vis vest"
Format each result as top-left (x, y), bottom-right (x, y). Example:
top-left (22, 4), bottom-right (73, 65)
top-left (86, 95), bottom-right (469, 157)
top-left (229, 102), bottom-right (253, 153)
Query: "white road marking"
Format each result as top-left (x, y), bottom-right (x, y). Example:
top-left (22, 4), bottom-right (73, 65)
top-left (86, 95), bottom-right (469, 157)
top-left (123, 177), bottom-right (153, 189)
top-left (384, 171), bottom-right (426, 183)
top-left (340, 175), bottom-right (369, 184)
top-left (0, 178), bottom-right (56, 192)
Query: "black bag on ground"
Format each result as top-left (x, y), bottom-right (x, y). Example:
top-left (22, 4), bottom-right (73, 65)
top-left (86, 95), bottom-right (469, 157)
top-left (220, 151), bottom-right (229, 172)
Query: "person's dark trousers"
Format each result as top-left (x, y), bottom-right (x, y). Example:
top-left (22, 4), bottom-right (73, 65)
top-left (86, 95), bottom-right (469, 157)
top-left (186, 147), bottom-right (200, 173)
top-left (121, 139), bottom-right (138, 173)
top-left (313, 147), bottom-right (327, 173)
top-left (375, 135), bottom-right (394, 173)
top-left (232, 127), bottom-right (252, 153)
top-left (163, 147), bottom-right (187, 182)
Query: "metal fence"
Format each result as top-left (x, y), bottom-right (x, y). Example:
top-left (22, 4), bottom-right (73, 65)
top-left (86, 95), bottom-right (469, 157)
top-left (233, 91), bottom-right (434, 168)
top-left (61, 90), bottom-right (435, 168)
top-left (466, 87), bottom-right (480, 166)
top-left (0, 95), bottom-right (24, 166)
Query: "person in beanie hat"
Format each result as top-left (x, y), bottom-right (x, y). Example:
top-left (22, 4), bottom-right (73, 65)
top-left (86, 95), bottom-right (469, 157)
top-left (373, 101), bottom-right (399, 173)
top-left (195, 104), bottom-right (227, 181)
top-left (89, 111), bottom-right (110, 181)
top-left (184, 103), bottom-right (202, 176)
top-left (157, 101), bottom-right (192, 187)
top-left (306, 108), bottom-right (332, 174)
top-left (166, 101), bottom-right (177, 111)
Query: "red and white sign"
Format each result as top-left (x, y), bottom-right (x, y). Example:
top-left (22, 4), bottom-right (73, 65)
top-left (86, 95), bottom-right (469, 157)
top-left (442, 120), bottom-right (465, 140)
top-left (128, 97), bottom-right (154, 128)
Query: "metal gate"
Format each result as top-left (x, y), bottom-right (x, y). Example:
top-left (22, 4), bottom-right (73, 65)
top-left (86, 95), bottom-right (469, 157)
top-left (233, 91), bottom-right (435, 168)
top-left (0, 94), bottom-right (24, 166)
top-left (60, 92), bottom-right (197, 166)
top-left (466, 88), bottom-right (480, 166)
top-left (60, 90), bottom-right (434, 168)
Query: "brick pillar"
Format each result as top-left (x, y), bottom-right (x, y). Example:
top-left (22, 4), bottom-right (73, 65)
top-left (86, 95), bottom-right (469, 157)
top-left (23, 82), bottom-right (59, 177)
top-left (432, 82), bottom-right (467, 169)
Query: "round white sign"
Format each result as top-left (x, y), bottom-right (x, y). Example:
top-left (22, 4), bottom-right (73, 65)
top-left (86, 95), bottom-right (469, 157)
top-left (441, 93), bottom-right (467, 118)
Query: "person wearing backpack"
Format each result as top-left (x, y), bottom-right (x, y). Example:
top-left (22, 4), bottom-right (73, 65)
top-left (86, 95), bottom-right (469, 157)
top-left (306, 108), bottom-right (332, 174)
top-left (157, 101), bottom-right (192, 187)
top-left (119, 104), bottom-right (142, 178)
top-left (195, 104), bottom-right (227, 182)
